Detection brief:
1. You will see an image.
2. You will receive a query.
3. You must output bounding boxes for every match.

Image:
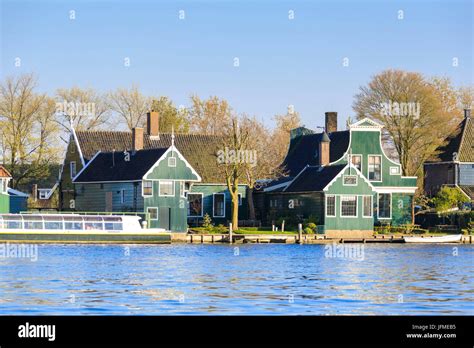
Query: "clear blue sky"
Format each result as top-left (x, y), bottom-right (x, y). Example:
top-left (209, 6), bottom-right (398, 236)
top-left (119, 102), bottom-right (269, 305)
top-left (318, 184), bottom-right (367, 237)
top-left (1, 0), bottom-right (472, 129)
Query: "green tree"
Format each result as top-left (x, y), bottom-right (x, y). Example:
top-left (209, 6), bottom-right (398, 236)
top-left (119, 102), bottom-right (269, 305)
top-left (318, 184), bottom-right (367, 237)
top-left (432, 187), bottom-right (469, 213)
top-left (151, 97), bottom-right (189, 133)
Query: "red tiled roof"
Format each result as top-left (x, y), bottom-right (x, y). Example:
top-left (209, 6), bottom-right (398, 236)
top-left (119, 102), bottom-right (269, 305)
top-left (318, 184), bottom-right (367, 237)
top-left (0, 165), bottom-right (12, 178)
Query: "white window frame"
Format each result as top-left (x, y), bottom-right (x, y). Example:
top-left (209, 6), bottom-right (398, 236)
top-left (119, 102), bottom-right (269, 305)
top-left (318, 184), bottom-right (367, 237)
top-left (187, 192), bottom-right (203, 217)
top-left (120, 189), bottom-right (126, 204)
top-left (168, 156), bottom-right (176, 167)
top-left (70, 161), bottom-right (76, 179)
top-left (377, 193), bottom-right (392, 219)
top-left (142, 180), bottom-right (153, 197)
top-left (159, 180), bottom-right (175, 197)
top-left (180, 181), bottom-right (186, 198)
top-left (325, 195), bottom-right (336, 217)
top-left (343, 175), bottom-right (358, 186)
top-left (237, 193), bottom-right (242, 206)
top-left (213, 193), bottom-right (225, 218)
top-left (340, 195), bottom-right (358, 218)
top-left (38, 190), bottom-right (48, 200)
top-left (368, 155), bottom-right (382, 182)
top-left (147, 207), bottom-right (158, 221)
top-left (363, 195), bottom-right (373, 218)
top-left (389, 166), bottom-right (400, 175)
top-left (1, 179), bottom-right (7, 193)
top-left (351, 154), bottom-right (362, 171)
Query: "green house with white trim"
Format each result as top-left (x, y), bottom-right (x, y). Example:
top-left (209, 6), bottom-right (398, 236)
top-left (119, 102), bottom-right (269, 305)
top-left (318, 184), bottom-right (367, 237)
top-left (260, 113), bottom-right (417, 238)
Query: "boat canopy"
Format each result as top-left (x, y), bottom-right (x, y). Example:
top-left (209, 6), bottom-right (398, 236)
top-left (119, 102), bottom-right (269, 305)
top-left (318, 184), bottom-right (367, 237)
top-left (0, 214), bottom-right (138, 231)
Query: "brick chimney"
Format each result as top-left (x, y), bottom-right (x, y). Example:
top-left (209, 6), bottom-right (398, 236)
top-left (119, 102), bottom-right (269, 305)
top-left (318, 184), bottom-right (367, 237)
top-left (147, 111), bottom-right (159, 136)
top-left (325, 112), bottom-right (338, 133)
top-left (464, 108), bottom-right (471, 119)
top-left (132, 127), bottom-right (144, 151)
top-left (319, 132), bottom-right (331, 166)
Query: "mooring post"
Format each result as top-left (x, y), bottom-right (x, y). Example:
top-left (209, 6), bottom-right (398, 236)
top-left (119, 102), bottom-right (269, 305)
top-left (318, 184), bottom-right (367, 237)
top-left (282, 220), bottom-right (285, 233)
top-left (298, 223), bottom-right (303, 244)
top-left (229, 222), bottom-right (233, 244)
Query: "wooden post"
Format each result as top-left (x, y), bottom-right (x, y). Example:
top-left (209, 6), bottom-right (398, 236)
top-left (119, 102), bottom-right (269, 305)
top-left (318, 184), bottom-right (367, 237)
top-left (272, 224), bottom-right (275, 232)
top-left (298, 223), bottom-right (303, 244)
top-left (229, 223), bottom-right (233, 244)
top-left (282, 220), bottom-right (285, 233)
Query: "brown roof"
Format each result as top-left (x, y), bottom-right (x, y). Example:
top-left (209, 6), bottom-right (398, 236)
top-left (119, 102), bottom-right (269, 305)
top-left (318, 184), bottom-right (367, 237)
top-left (0, 165), bottom-right (12, 178)
top-left (75, 131), bottom-right (225, 183)
top-left (429, 117), bottom-right (474, 163)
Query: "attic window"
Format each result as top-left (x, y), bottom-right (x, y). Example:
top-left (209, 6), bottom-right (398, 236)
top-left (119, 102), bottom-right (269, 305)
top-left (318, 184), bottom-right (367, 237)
top-left (343, 175), bottom-right (357, 186)
top-left (390, 166), bottom-right (400, 175)
top-left (168, 157), bottom-right (176, 167)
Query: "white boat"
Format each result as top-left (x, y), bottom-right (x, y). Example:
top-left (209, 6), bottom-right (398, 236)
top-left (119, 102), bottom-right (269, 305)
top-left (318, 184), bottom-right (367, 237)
top-left (0, 213), bottom-right (171, 244)
top-left (403, 234), bottom-right (462, 243)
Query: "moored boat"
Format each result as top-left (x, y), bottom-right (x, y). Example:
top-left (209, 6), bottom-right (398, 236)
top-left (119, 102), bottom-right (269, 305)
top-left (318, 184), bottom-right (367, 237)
top-left (0, 214), bottom-right (171, 244)
top-left (403, 234), bottom-right (462, 243)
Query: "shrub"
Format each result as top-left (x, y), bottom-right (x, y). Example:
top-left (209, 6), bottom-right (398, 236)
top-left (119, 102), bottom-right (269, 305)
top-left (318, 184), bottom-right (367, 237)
top-left (202, 214), bottom-right (213, 231)
top-left (303, 227), bottom-right (314, 234)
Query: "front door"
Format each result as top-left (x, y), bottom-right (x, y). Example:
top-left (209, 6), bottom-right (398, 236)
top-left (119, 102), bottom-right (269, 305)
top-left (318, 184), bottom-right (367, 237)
top-left (105, 192), bottom-right (113, 212)
top-left (159, 207), bottom-right (171, 230)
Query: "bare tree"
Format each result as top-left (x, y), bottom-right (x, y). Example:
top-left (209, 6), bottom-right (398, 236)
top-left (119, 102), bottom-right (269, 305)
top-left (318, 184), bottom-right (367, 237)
top-left (188, 95), bottom-right (232, 135)
top-left (272, 109), bottom-right (301, 163)
top-left (108, 85), bottom-right (152, 130)
top-left (0, 74), bottom-right (60, 188)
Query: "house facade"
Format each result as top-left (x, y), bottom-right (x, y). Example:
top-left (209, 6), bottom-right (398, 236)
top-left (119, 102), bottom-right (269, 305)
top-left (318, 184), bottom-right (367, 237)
top-left (62, 111), bottom-right (248, 228)
top-left (424, 109), bottom-right (474, 203)
top-left (259, 113), bottom-right (418, 237)
top-left (0, 166), bottom-right (12, 214)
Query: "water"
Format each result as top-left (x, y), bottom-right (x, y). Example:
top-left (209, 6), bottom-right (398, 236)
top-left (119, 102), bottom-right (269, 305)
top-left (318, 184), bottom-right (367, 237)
top-left (0, 244), bottom-right (472, 315)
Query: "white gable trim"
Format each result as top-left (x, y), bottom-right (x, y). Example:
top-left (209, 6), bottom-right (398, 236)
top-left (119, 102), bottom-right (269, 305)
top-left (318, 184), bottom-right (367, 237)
top-left (72, 151), bottom-right (101, 183)
top-left (143, 145), bottom-right (202, 182)
top-left (282, 165), bottom-right (310, 192)
top-left (323, 163), bottom-right (376, 192)
top-left (349, 117), bottom-right (384, 130)
top-left (71, 128), bottom-right (86, 167)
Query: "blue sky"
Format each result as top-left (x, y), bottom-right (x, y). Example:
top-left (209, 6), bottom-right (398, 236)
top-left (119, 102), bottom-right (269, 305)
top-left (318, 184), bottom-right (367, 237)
top-left (1, 0), bottom-right (472, 128)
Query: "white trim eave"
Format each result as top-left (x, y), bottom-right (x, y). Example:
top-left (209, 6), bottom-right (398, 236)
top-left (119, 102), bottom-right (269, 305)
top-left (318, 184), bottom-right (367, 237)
top-left (323, 163), bottom-right (376, 192)
top-left (72, 151), bottom-right (101, 183)
top-left (74, 179), bottom-right (142, 184)
top-left (263, 181), bottom-right (291, 192)
top-left (7, 188), bottom-right (29, 198)
top-left (71, 128), bottom-right (86, 167)
top-left (143, 145), bottom-right (202, 183)
top-left (373, 186), bottom-right (418, 193)
top-left (349, 117), bottom-right (384, 129)
top-left (283, 165), bottom-right (309, 192)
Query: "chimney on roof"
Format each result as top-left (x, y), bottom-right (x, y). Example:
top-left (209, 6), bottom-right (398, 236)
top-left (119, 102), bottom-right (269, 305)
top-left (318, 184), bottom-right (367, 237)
top-left (464, 108), bottom-right (471, 119)
top-left (319, 132), bottom-right (331, 166)
top-left (32, 184), bottom-right (38, 202)
top-left (132, 127), bottom-right (144, 151)
top-left (325, 112), bottom-right (338, 133)
top-left (147, 110), bottom-right (159, 137)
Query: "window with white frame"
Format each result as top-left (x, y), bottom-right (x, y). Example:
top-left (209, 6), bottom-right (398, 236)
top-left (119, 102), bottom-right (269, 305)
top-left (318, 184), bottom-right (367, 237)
top-left (351, 155), bottom-right (362, 171)
top-left (70, 161), bottom-right (76, 179)
top-left (188, 193), bottom-right (203, 217)
top-left (378, 193), bottom-right (391, 219)
top-left (213, 193), bottom-right (225, 217)
top-left (368, 155), bottom-right (381, 181)
top-left (1, 179), bottom-right (9, 193)
top-left (180, 182), bottom-right (186, 197)
top-left (341, 196), bottom-right (357, 217)
top-left (326, 195), bottom-right (336, 217)
top-left (343, 175), bottom-right (357, 186)
top-left (363, 195), bottom-right (372, 217)
top-left (143, 180), bottom-right (153, 196)
top-left (168, 156), bottom-right (176, 167)
top-left (120, 190), bottom-right (126, 204)
top-left (238, 193), bottom-right (242, 206)
top-left (147, 207), bottom-right (158, 220)
top-left (390, 166), bottom-right (400, 175)
top-left (159, 180), bottom-right (174, 196)
top-left (39, 190), bottom-right (48, 200)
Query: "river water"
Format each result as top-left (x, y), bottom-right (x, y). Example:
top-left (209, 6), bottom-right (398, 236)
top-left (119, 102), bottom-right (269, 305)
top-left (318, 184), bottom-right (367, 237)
top-left (0, 243), bottom-right (472, 315)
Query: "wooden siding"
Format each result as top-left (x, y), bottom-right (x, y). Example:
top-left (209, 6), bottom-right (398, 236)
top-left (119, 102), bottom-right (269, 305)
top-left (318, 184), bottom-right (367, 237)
top-left (75, 182), bottom-right (143, 212)
top-left (459, 164), bottom-right (474, 186)
top-left (0, 192), bottom-right (9, 213)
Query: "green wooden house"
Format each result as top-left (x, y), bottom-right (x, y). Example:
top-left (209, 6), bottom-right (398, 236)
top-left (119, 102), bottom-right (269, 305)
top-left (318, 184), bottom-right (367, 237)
top-left (73, 143), bottom-right (202, 231)
top-left (65, 111), bottom-right (248, 230)
top-left (0, 166), bottom-right (12, 214)
top-left (260, 113), bottom-right (418, 238)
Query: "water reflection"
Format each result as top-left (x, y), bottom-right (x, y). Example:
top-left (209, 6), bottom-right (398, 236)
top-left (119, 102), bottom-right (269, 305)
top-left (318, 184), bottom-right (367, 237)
top-left (0, 244), bottom-right (472, 315)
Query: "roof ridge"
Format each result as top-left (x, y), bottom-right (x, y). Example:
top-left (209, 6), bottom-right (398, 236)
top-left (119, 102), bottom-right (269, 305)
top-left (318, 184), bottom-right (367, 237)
top-left (458, 117), bottom-right (470, 155)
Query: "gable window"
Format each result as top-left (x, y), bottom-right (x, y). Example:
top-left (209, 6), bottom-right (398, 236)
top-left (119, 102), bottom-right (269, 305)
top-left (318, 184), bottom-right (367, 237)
top-left (351, 155), bottom-right (362, 171)
top-left (390, 166), bottom-right (400, 175)
top-left (326, 195), bottom-right (336, 217)
top-left (213, 193), bottom-right (225, 217)
top-left (363, 196), bottom-right (373, 218)
top-left (143, 180), bottom-right (153, 197)
top-left (39, 190), bottom-right (48, 200)
top-left (343, 175), bottom-right (357, 186)
top-left (159, 180), bottom-right (174, 197)
top-left (368, 155), bottom-right (381, 181)
top-left (341, 195), bottom-right (357, 217)
top-left (70, 161), bottom-right (76, 179)
top-left (147, 207), bottom-right (158, 220)
top-left (188, 193), bottom-right (203, 217)
top-left (168, 156), bottom-right (176, 167)
top-left (378, 193), bottom-right (391, 219)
